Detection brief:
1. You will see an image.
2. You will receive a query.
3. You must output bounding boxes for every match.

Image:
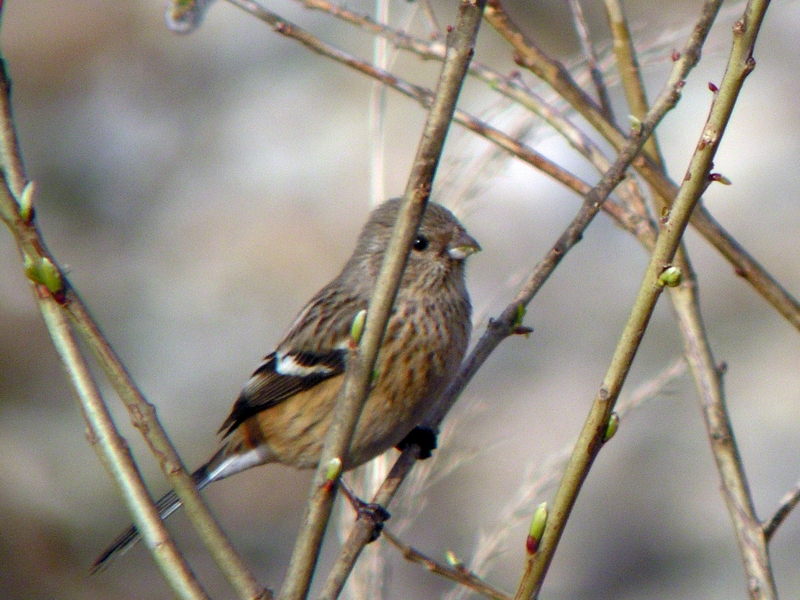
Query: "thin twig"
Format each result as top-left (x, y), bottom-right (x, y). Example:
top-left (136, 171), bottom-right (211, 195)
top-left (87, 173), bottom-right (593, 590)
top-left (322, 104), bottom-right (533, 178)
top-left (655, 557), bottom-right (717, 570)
top-left (763, 479), bottom-right (800, 541)
top-left (446, 359), bottom-right (686, 600)
top-left (383, 529), bottom-right (511, 600)
top-left (417, 0), bottom-right (442, 39)
top-left (567, 0), bottom-right (615, 121)
top-left (485, 0), bottom-right (800, 337)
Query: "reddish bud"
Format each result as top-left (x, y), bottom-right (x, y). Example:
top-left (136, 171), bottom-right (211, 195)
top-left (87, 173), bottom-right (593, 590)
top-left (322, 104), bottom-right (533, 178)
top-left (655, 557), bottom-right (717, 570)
top-left (708, 82), bottom-right (719, 93)
top-left (709, 173), bottom-right (732, 185)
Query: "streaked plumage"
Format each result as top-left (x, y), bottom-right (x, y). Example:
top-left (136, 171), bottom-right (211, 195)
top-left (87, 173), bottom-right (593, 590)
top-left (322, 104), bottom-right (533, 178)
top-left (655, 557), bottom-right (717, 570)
top-left (93, 199), bottom-right (479, 571)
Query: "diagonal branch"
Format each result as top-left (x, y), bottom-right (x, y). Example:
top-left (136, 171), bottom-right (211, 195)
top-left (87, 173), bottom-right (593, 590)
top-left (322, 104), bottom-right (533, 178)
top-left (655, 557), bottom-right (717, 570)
top-left (517, 0), bottom-right (777, 595)
top-left (321, 15), bottom-right (701, 590)
top-left (0, 46), bottom-right (268, 600)
top-left (603, 0), bottom-right (664, 167)
top-left (271, 0), bottom-right (488, 597)
top-left (290, 0), bottom-right (800, 340)
top-left (37, 292), bottom-right (211, 600)
top-left (763, 478), bottom-right (800, 542)
top-left (568, 0), bottom-right (614, 121)
top-left (383, 528), bottom-right (511, 600)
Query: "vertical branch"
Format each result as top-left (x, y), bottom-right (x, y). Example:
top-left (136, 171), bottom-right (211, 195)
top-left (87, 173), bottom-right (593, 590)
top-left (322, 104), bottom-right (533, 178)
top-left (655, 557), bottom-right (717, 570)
top-left (367, 0), bottom-right (390, 207)
top-left (668, 1), bottom-right (776, 597)
top-left (603, 0), bottom-right (664, 167)
top-left (0, 60), bottom-right (25, 197)
top-left (670, 288), bottom-right (775, 598)
top-left (278, 1), bottom-right (487, 598)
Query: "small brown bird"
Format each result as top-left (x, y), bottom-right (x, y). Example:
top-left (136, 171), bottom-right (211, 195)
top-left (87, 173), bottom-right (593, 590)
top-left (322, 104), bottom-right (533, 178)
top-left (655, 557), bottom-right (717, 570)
top-left (93, 199), bottom-right (480, 570)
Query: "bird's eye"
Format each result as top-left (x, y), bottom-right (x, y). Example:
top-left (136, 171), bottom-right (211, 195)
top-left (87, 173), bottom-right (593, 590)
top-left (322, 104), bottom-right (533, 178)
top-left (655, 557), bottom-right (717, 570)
top-left (413, 235), bottom-right (430, 251)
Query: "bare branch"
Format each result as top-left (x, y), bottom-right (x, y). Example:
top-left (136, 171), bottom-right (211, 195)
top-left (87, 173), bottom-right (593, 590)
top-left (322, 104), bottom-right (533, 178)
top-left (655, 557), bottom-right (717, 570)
top-left (763, 479), bottom-right (800, 541)
top-left (275, 0), bottom-right (488, 597)
top-left (603, 0), bottom-right (664, 166)
top-left (383, 529), bottom-right (511, 600)
top-left (568, 0), bottom-right (615, 121)
top-left (0, 46), bottom-right (267, 600)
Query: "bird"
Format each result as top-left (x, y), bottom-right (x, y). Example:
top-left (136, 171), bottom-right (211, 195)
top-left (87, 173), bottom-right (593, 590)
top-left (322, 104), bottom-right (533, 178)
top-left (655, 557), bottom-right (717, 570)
top-left (92, 198), bottom-right (480, 571)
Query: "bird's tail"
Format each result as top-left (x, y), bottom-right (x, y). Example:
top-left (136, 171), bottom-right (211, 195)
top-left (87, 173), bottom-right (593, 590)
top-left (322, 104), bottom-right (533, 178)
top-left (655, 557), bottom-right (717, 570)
top-left (90, 454), bottom-right (220, 573)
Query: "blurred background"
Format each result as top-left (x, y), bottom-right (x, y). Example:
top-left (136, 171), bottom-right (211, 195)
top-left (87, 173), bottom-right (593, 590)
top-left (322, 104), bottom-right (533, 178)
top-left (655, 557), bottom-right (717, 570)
top-left (1, 0), bottom-right (799, 598)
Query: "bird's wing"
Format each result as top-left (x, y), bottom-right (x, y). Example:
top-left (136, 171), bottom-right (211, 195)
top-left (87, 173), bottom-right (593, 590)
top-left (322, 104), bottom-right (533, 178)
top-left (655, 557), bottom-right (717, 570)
top-left (217, 349), bottom-right (347, 437)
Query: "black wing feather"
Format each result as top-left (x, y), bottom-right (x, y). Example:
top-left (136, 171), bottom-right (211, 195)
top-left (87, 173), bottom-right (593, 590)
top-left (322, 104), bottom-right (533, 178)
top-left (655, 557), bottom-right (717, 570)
top-left (218, 350), bottom-right (346, 437)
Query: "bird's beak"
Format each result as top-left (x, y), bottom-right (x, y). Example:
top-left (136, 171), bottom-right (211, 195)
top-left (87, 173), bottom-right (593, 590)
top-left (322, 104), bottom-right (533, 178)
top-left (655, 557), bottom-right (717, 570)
top-left (447, 230), bottom-right (481, 260)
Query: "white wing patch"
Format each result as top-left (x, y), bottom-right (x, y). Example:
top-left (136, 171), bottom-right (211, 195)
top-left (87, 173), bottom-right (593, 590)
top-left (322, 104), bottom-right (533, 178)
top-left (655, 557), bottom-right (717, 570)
top-left (275, 351), bottom-right (337, 377)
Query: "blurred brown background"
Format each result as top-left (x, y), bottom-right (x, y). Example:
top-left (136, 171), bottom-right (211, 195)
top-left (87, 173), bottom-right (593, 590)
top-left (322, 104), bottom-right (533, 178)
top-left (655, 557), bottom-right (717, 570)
top-left (1, 0), bottom-right (799, 598)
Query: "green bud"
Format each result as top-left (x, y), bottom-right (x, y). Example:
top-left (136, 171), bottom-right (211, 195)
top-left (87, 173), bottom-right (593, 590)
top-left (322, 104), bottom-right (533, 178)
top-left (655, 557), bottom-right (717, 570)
top-left (604, 412), bottom-right (620, 442)
top-left (717, 175), bottom-right (731, 185)
top-left (526, 502), bottom-right (548, 554)
top-left (24, 254), bottom-right (38, 283)
top-left (324, 457), bottom-right (343, 482)
top-left (39, 258), bottom-right (63, 294)
top-left (513, 303), bottom-right (526, 328)
top-left (20, 181), bottom-right (35, 222)
top-left (445, 550), bottom-right (462, 568)
top-left (24, 255), bottom-right (63, 294)
top-left (628, 115), bottom-right (642, 132)
top-left (350, 309), bottom-right (367, 346)
top-left (658, 265), bottom-right (682, 287)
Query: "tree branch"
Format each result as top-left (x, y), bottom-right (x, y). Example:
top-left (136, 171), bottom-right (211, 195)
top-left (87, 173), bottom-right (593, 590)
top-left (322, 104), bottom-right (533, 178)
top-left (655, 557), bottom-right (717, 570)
top-left (763, 478), bottom-right (800, 542)
top-left (274, 0), bottom-right (487, 597)
top-left (0, 43), bottom-right (267, 600)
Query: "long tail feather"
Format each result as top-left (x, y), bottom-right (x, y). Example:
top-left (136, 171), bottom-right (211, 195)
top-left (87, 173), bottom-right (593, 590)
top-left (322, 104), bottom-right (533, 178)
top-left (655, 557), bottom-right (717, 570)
top-left (90, 460), bottom-right (215, 573)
